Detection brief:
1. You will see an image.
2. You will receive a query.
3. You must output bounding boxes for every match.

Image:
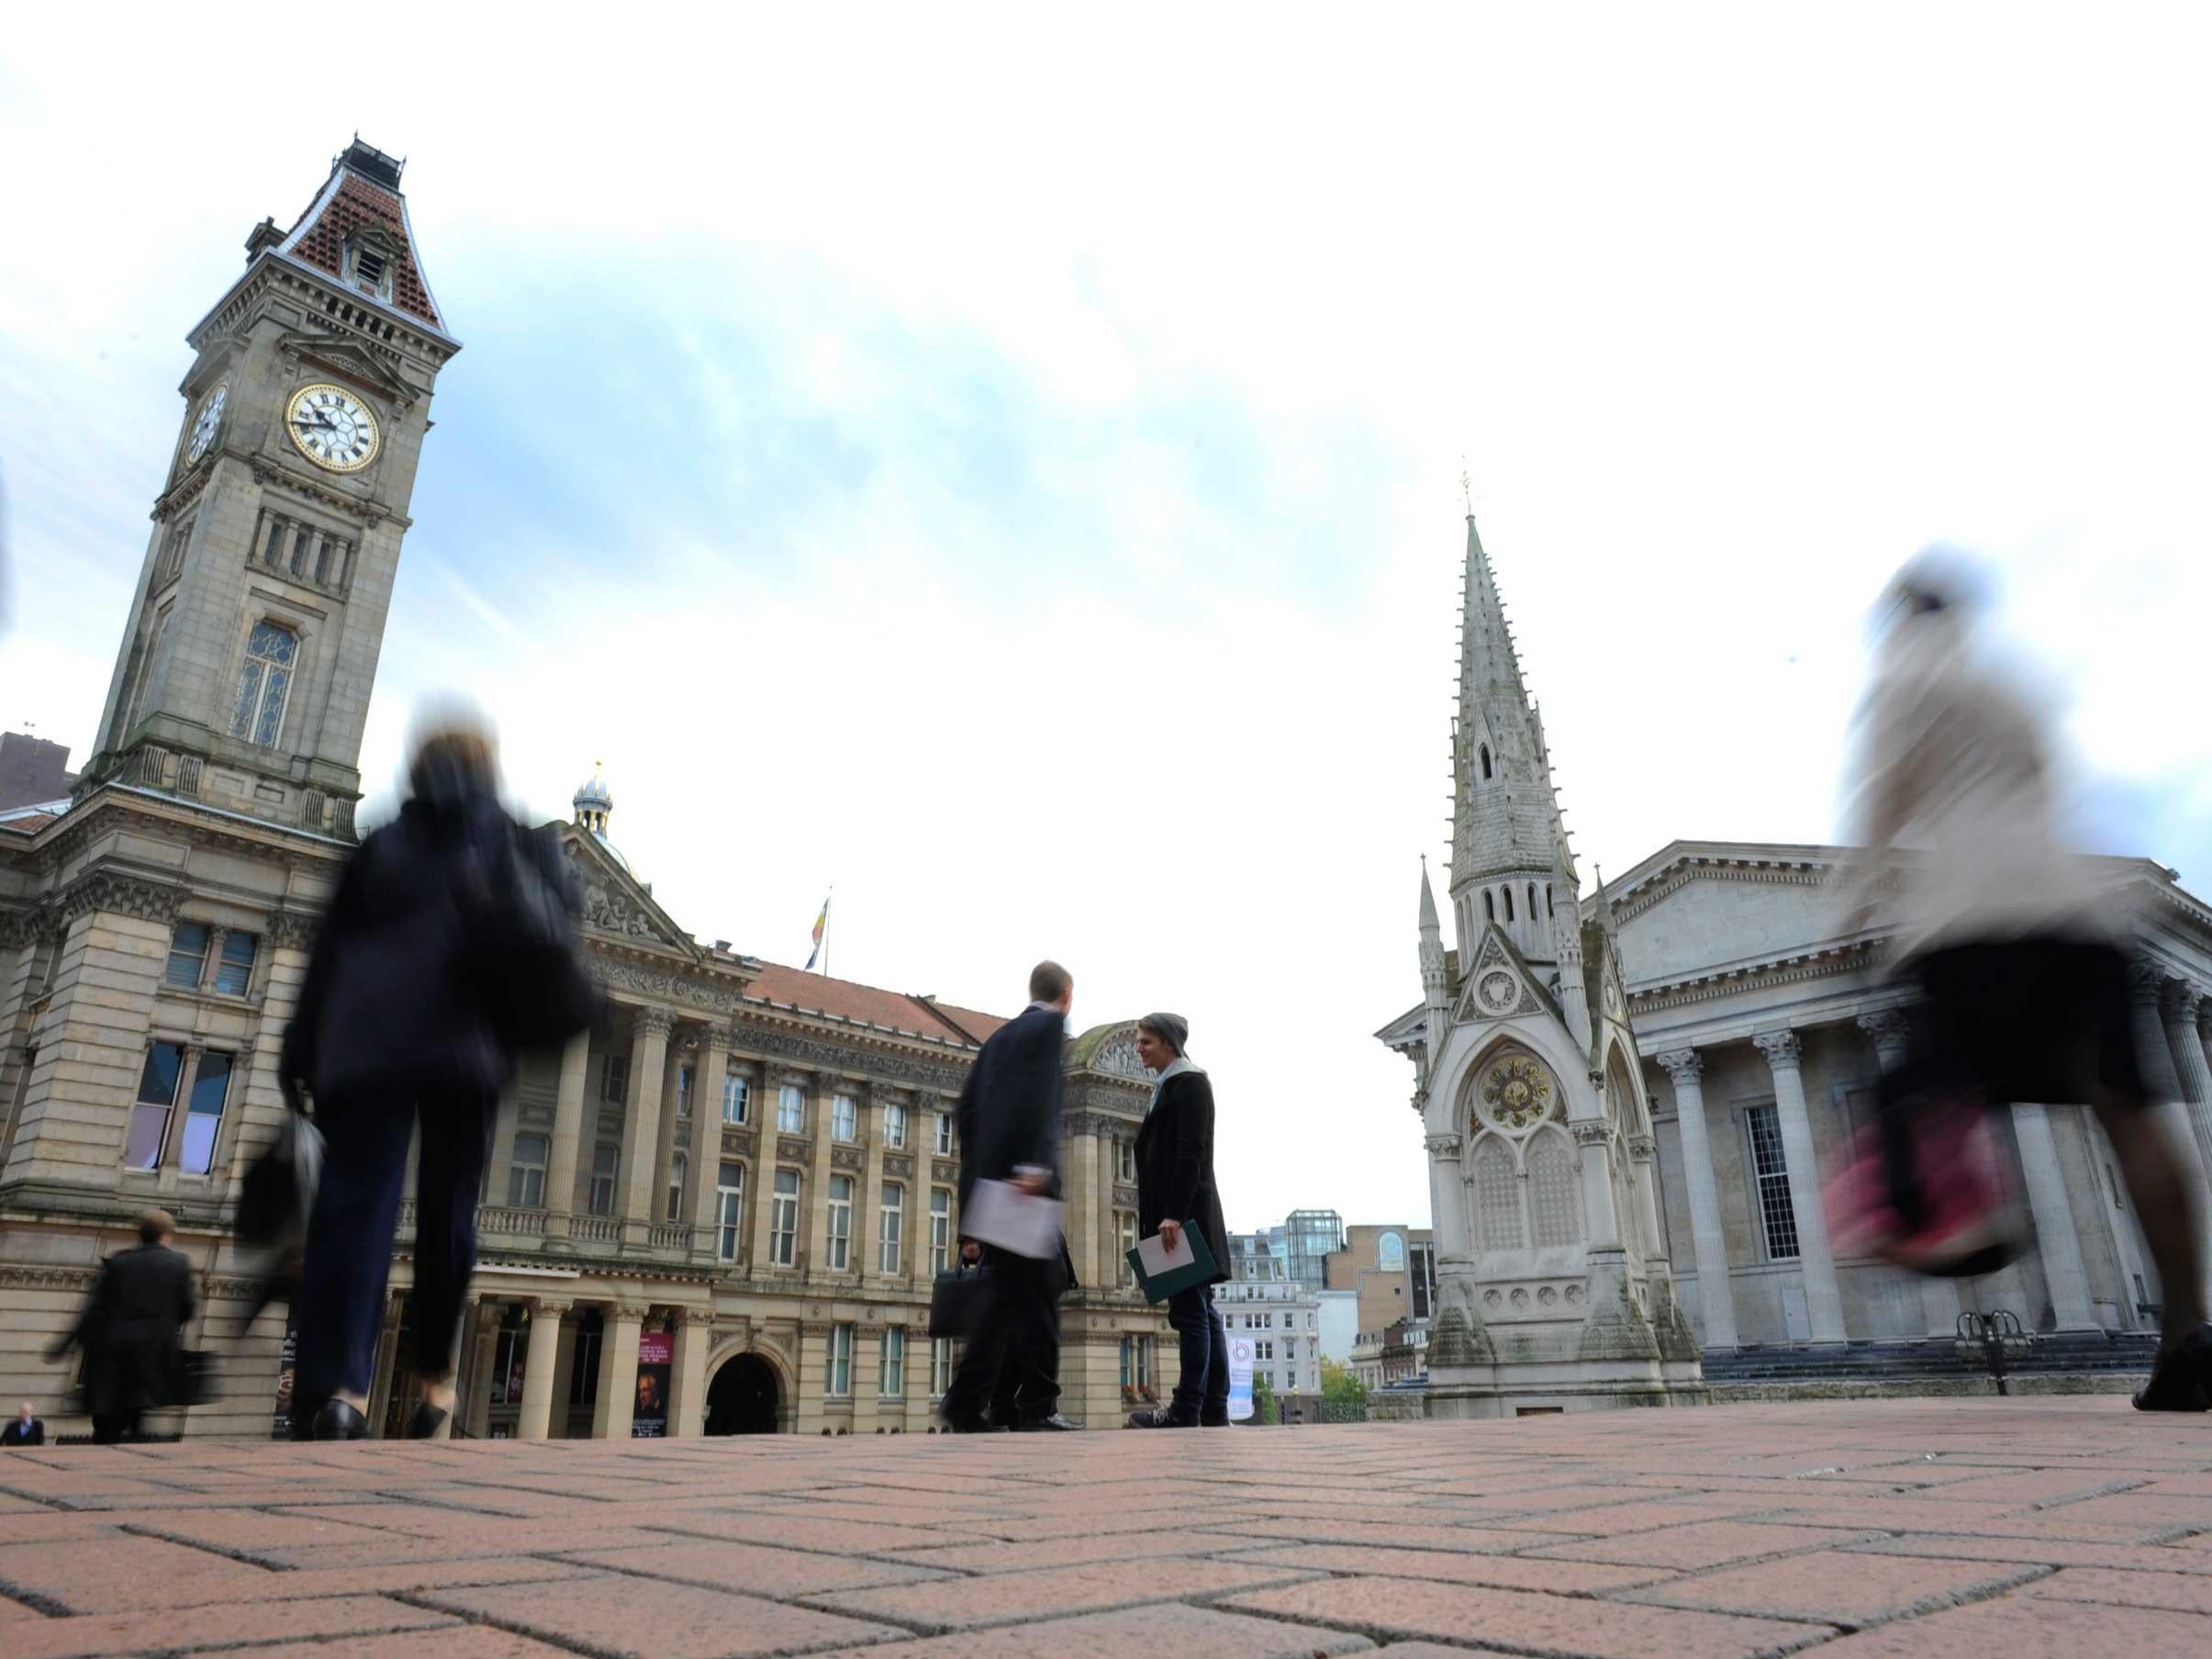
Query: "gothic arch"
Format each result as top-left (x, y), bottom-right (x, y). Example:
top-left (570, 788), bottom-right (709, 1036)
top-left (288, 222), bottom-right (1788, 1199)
top-left (1456, 1037), bottom-right (1563, 1143)
top-left (1603, 1045), bottom-right (1646, 1137)
top-left (1524, 1124), bottom-right (1584, 1249)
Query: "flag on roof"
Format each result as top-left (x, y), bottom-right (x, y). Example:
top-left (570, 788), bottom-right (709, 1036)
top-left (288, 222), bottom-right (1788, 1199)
top-left (804, 894), bottom-right (830, 970)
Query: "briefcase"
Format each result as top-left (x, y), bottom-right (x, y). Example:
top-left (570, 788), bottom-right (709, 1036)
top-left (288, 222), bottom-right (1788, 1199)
top-left (928, 1263), bottom-right (988, 1339)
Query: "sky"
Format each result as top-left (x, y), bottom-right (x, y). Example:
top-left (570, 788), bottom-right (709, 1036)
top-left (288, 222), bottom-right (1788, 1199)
top-left (4, 6), bottom-right (2208, 1231)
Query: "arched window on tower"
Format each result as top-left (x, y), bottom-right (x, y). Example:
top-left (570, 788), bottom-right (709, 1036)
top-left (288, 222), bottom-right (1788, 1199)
top-left (1528, 883), bottom-right (1539, 918)
top-left (1503, 887), bottom-right (1514, 923)
top-left (1479, 744), bottom-right (1491, 780)
top-left (229, 621), bottom-right (298, 748)
top-left (1483, 891), bottom-right (1495, 923)
top-left (1546, 883), bottom-right (1555, 917)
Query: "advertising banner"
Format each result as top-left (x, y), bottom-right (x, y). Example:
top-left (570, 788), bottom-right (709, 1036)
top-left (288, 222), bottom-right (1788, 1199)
top-left (270, 1310), bottom-right (298, 1440)
top-left (1227, 1333), bottom-right (1255, 1422)
top-left (633, 1330), bottom-right (673, 1437)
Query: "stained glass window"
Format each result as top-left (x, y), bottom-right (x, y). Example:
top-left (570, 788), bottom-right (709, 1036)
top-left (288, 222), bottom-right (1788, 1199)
top-left (1474, 1139), bottom-right (1525, 1250)
top-left (1527, 1133), bottom-right (1582, 1248)
top-left (229, 622), bottom-right (298, 747)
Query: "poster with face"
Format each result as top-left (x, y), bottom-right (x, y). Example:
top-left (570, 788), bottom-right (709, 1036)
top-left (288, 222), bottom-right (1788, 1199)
top-left (634, 1331), bottom-right (673, 1436)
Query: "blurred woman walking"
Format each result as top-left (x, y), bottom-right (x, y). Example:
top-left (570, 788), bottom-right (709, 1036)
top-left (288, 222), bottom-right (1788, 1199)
top-left (282, 712), bottom-right (593, 1440)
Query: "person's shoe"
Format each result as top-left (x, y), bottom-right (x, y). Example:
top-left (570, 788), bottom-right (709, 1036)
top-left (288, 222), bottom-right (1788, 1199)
top-left (938, 1409), bottom-right (1001, 1433)
top-left (1013, 1413), bottom-right (1081, 1431)
top-left (408, 1400), bottom-right (452, 1440)
top-left (311, 1398), bottom-right (370, 1440)
top-left (1127, 1407), bottom-right (1200, 1428)
top-left (1198, 1409), bottom-right (1231, 1427)
top-left (2133, 1324), bottom-right (2212, 1413)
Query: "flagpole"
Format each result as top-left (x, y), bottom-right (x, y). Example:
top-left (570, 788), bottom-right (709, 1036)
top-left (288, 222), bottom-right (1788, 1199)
top-left (824, 886), bottom-right (832, 979)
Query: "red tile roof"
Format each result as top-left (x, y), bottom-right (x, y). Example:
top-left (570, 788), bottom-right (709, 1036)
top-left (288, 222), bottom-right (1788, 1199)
top-left (282, 172), bottom-right (441, 328)
top-left (742, 963), bottom-right (1011, 1050)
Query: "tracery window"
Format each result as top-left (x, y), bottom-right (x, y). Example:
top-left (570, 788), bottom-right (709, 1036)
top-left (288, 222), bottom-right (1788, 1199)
top-left (1473, 1139), bottom-right (1525, 1250)
top-left (1526, 1132), bottom-right (1582, 1248)
top-left (229, 622), bottom-right (298, 747)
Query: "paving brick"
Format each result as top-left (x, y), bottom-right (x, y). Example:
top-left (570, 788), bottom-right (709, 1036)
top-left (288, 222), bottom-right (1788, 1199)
top-left (0, 1594), bottom-right (456, 1658)
top-left (807, 1557), bottom-right (1323, 1634)
top-left (1804, 1593), bottom-right (2207, 1657)
top-left (650, 1508), bottom-right (999, 1553)
top-left (1533, 1519), bottom-right (1870, 1570)
top-left (1223, 1541), bottom-right (1670, 1594)
top-left (1491, 1497), bottom-right (1767, 1538)
top-left (884, 1528), bottom-right (1280, 1575)
top-left (2025, 1565), bottom-right (2212, 1614)
top-left (252, 1554), bottom-right (589, 1599)
top-left (1227, 1515), bottom-right (1584, 1553)
top-left (229, 1631), bottom-right (576, 1659)
top-left (806, 1601), bottom-right (1379, 1657)
top-left (1221, 1575), bottom-right (1829, 1658)
top-left (0, 1514), bottom-right (120, 1545)
top-left (1627, 1547), bottom-right (2045, 1627)
top-left (419, 1573), bottom-right (908, 1657)
top-left (1754, 1500), bottom-right (2172, 1541)
top-left (1846, 1531), bottom-right (2212, 1573)
top-left (2035, 1492), bottom-right (2212, 1530)
top-left (562, 1538), bottom-right (951, 1595)
top-left (0, 1532), bottom-right (286, 1613)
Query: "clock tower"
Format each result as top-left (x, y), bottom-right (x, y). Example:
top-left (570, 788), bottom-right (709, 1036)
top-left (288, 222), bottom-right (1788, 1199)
top-left (80, 138), bottom-right (460, 837)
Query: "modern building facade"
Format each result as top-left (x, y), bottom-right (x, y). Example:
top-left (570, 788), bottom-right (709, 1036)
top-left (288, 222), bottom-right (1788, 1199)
top-left (0, 140), bottom-right (1170, 1440)
top-left (1282, 1208), bottom-right (1345, 1291)
top-left (1324, 1223), bottom-right (1436, 1339)
top-left (1216, 1231), bottom-right (1322, 1396)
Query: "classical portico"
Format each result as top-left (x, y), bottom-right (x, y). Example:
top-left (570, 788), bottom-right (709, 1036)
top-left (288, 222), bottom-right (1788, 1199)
top-left (1614, 841), bottom-right (2212, 1353)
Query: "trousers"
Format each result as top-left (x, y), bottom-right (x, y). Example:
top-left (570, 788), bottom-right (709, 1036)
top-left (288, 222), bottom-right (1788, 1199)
top-left (943, 1246), bottom-right (1058, 1424)
top-left (296, 1084), bottom-right (494, 1407)
top-left (1167, 1283), bottom-right (1230, 1419)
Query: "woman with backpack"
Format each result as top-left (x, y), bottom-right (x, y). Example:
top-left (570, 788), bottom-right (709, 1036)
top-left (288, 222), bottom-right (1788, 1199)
top-left (281, 714), bottom-right (594, 1440)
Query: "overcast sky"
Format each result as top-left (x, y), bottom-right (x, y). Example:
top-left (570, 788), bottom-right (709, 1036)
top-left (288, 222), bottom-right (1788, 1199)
top-left (5, 7), bottom-right (2207, 1230)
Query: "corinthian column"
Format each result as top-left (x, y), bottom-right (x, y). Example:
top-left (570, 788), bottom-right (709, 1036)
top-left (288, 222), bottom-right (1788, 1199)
top-left (2012, 1103), bottom-right (2101, 1331)
top-left (544, 1032), bottom-right (591, 1240)
top-left (1753, 1030), bottom-right (1847, 1344)
top-left (1655, 1048), bottom-right (1737, 1351)
top-left (620, 1009), bottom-right (675, 1230)
top-left (2161, 981), bottom-right (2212, 1183)
top-left (515, 1296), bottom-right (570, 1440)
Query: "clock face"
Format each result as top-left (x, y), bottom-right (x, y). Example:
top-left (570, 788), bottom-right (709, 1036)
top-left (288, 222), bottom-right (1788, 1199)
top-left (186, 383), bottom-right (227, 464)
top-left (285, 382), bottom-right (381, 473)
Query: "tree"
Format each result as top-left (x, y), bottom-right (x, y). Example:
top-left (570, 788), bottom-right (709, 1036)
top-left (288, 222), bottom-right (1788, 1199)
top-left (1249, 1368), bottom-right (1279, 1426)
top-left (1319, 1357), bottom-right (1368, 1421)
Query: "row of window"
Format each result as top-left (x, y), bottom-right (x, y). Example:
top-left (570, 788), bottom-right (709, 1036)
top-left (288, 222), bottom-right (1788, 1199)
top-left (1480, 881), bottom-right (1556, 925)
top-left (165, 924), bottom-right (259, 996)
top-left (126, 1041), bottom-right (233, 1174)
top-left (603, 1057), bottom-right (955, 1155)
top-left (819, 1324), bottom-right (953, 1398)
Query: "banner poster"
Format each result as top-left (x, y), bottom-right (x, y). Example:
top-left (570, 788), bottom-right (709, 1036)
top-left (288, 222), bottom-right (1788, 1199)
top-left (1227, 1333), bottom-right (1256, 1422)
top-left (633, 1331), bottom-right (673, 1437)
top-left (270, 1309), bottom-right (299, 1440)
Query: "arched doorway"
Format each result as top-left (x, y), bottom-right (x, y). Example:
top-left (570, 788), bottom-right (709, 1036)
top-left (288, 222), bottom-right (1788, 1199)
top-left (706, 1353), bottom-right (781, 1435)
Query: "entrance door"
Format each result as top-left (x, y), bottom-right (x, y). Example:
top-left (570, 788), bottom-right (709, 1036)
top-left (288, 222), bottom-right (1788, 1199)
top-left (706, 1353), bottom-right (781, 1434)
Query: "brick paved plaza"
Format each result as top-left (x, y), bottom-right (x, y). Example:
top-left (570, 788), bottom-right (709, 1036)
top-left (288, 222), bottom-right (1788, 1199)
top-left (1, 1399), bottom-right (2208, 1658)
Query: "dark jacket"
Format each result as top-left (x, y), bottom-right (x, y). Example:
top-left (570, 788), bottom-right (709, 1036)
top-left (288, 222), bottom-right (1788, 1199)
top-left (54, 1243), bottom-right (196, 1418)
top-left (282, 780), bottom-right (532, 1106)
top-left (954, 1003), bottom-right (1066, 1218)
top-left (1, 1417), bottom-right (42, 1446)
top-left (1135, 1070), bottom-right (1230, 1284)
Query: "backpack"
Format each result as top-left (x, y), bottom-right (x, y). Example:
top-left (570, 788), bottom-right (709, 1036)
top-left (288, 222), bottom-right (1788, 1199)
top-left (455, 819), bottom-right (600, 1050)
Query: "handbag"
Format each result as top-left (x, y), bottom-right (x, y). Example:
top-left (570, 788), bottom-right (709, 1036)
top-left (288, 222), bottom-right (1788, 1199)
top-left (929, 1263), bottom-right (989, 1339)
top-left (236, 1107), bottom-right (325, 1251)
top-left (456, 820), bottom-right (598, 1049)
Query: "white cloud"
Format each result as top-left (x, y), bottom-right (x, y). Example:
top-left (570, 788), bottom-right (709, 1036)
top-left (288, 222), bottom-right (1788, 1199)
top-left (5, 4), bottom-right (2209, 1229)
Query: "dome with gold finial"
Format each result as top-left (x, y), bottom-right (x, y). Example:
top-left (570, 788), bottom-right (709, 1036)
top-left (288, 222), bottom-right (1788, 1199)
top-left (573, 762), bottom-right (613, 836)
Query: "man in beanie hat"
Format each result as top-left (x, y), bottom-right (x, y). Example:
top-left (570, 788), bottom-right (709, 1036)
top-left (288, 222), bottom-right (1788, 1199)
top-left (1130, 1014), bottom-right (1232, 1427)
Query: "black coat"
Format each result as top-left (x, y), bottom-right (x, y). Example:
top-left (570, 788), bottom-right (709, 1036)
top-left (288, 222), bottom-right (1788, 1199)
top-left (1135, 1070), bottom-right (1230, 1284)
top-left (58, 1243), bottom-right (196, 1418)
top-left (282, 785), bottom-right (540, 1106)
top-left (954, 1003), bottom-right (1066, 1218)
top-left (1, 1418), bottom-right (42, 1446)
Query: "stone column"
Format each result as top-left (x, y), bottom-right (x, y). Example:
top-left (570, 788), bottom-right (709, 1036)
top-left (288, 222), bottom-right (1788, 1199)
top-left (654, 1026), bottom-right (692, 1229)
top-left (1069, 1127), bottom-right (1103, 1291)
top-left (1654, 1048), bottom-right (1737, 1351)
top-left (515, 1297), bottom-right (570, 1440)
top-left (667, 1306), bottom-right (710, 1438)
top-left (2131, 963), bottom-right (2212, 1289)
top-left (485, 1082), bottom-right (522, 1214)
top-left (1752, 1030), bottom-right (1848, 1344)
top-left (463, 1296), bottom-right (497, 1439)
top-left (685, 1026), bottom-right (731, 1241)
top-left (749, 1071), bottom-right (785, 1276)
top-left (795, 1323), bottom-right (828, 1434)
top-left (593, 1303), bottom-right (645, 1439)
top-left (1427, 1134), bottom-right (1470, 1262)
top-left (853, 1323), bottom-right (881, 1435)
top-left (620, 1010), bottom-right (674, 1231)
top-left (806, 1077), bottom-right (838, 1272)
top-left (544, 1032), bottom-right (591, 1239)
top-left (2012, 1103), bottom-right (2101, 1331)
top-left (1856, 1010), bottom-right (1962, 1339)
top-left (860, 1094), bottom-right (889, 1282)
top-left (2161, 981), bottom-right (2212, 1184)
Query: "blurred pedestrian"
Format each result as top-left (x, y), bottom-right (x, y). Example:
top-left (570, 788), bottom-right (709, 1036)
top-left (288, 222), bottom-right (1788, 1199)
top-left (44, 1209), bottom-right (196, 1443)
top-left (1128, 1013), bottom-right (1232, 1428)
top-left (282, 712), bottom-right (592, 1440)
top-left (940, 960), bottom-right (1076, 1432)
top-left (3, 1401), bottom-right (45, 1446)
top-left (1843, 547), bottom-right (2211, 1411)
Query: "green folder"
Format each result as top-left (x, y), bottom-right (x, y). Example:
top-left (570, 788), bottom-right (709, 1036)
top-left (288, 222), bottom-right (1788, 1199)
top-left (1125, 1223), bottom-right (1218, 1304)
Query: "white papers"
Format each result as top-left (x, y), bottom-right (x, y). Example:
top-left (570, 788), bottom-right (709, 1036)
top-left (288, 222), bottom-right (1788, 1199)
top-left (1134, 1228), bottom-right (1197, 1279)
top-left (962, 1179), bottom-right (1065, 1260)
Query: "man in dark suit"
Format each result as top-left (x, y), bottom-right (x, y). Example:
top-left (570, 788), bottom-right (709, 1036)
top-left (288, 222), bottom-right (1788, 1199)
top-left (941, 959), bottom-right (1078, 1432)
top-left (1130, 1013), bottom-right (1232, 1428)
top-left (2, 1402), bottom-right (43, 1446)
top-left (46, 1209), bottom-right (196, 1443)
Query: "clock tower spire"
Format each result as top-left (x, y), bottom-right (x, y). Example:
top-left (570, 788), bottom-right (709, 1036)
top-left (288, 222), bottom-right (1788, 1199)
top-left (79, 138), bottom-right (460, 837)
